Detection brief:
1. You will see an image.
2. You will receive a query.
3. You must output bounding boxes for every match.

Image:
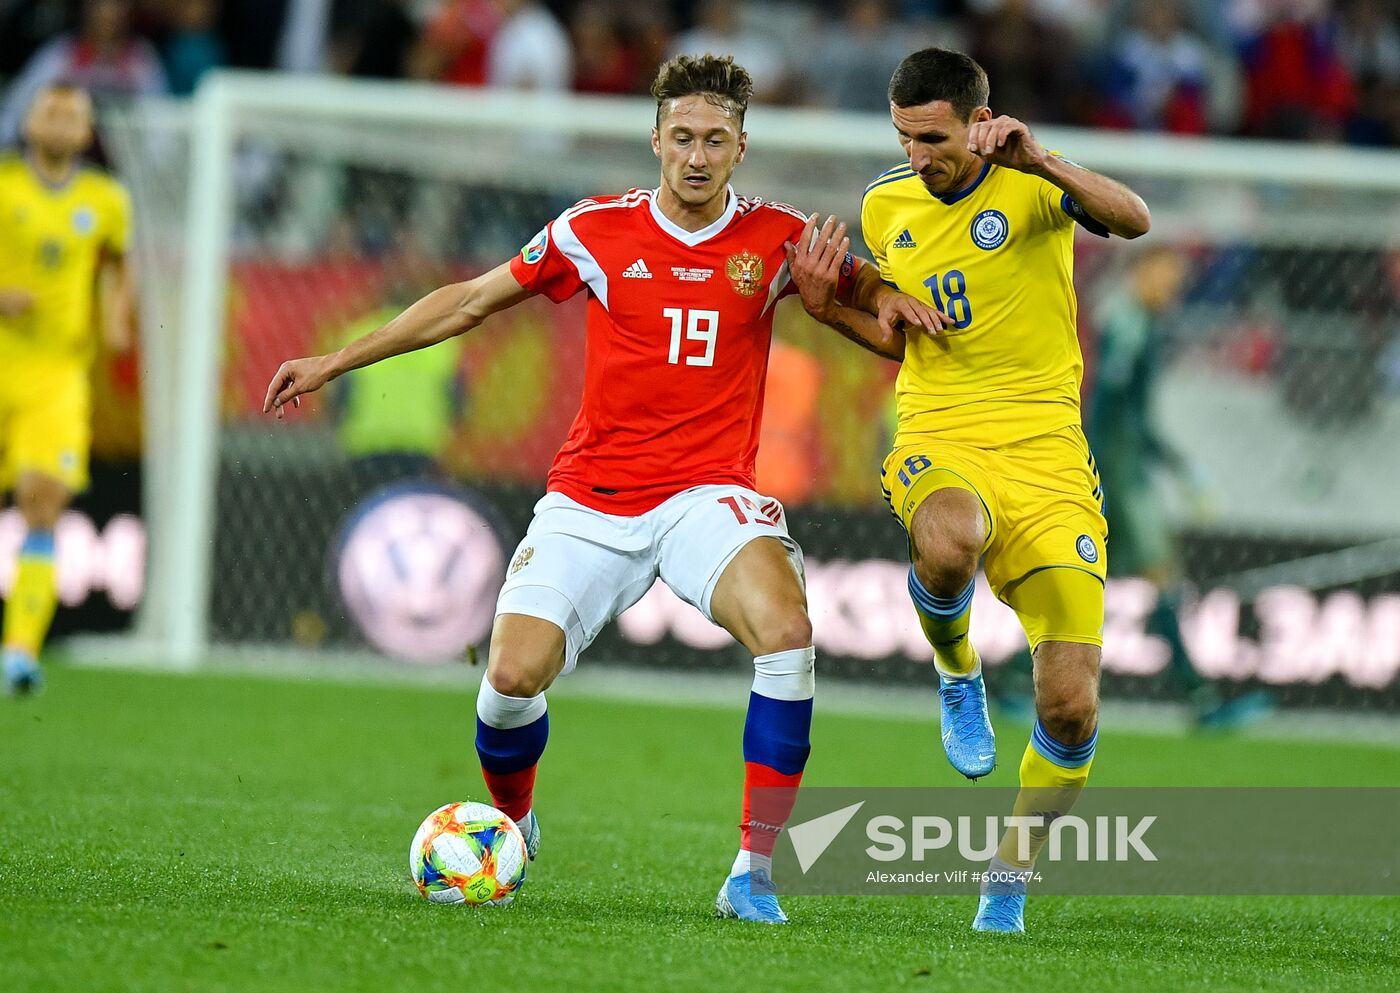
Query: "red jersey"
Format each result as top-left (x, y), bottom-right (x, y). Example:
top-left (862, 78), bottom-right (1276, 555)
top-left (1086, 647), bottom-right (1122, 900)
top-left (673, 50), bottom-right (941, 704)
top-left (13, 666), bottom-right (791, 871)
top-left (508, 187), bottom-right (854, 516)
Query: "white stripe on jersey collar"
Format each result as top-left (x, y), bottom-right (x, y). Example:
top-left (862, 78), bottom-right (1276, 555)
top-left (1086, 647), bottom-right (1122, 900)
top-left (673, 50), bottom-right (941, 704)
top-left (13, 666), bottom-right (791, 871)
top-left (648, 185), bottom-right (740, 247)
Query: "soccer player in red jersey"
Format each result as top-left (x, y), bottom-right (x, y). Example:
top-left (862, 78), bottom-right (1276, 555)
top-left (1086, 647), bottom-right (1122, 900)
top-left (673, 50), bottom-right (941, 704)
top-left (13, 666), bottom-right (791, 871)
top-left (264, 55), bottom-right (942, 923)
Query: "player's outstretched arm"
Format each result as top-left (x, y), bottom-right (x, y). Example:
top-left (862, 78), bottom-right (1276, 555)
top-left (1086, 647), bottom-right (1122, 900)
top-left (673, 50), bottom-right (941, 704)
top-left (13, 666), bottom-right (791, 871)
top-left (785, 214), bottom-right (946, 362)
top-left (101, 248), bottom-right (137, 353)
top-left (846, 263), bottom-right (952, 347)
top-left (968, 116), bottom-right (1151, 239)
top-left (263, 261), bottom-right (532, 418)
top-left (823, 298), bottom-right (906, 361)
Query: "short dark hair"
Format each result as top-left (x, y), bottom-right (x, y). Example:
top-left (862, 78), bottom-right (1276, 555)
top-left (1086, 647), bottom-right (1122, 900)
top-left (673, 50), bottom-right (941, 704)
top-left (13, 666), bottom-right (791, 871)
top-left (888, 48), bottom-right (989, 121)
top-left (651, 54), bottom-right (753, 130)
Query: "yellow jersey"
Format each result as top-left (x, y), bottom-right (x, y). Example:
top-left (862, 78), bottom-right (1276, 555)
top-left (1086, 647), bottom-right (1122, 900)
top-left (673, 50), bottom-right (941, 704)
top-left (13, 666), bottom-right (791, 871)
top-left (861, 158), bottom-right (1107, 449)
top-left (0, 155), bottom-right (131, 369)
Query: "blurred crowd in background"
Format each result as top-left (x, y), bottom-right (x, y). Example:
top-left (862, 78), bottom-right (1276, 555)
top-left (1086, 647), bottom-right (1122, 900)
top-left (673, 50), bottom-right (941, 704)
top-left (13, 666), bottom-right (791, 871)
top-left (2, 0), bottom-right (1399, 149)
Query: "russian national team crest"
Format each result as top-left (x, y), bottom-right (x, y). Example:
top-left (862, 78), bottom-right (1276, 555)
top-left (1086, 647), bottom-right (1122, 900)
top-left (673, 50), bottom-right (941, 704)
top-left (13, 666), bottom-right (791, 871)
top-left (970, 209), bottom-right (1009, 250)
top-left (521, 228), bottom-right (548, 264)
top-left (1076, 534), bottom-right (1099, 564)
top-left (726, 250), bottom-right (765, 297)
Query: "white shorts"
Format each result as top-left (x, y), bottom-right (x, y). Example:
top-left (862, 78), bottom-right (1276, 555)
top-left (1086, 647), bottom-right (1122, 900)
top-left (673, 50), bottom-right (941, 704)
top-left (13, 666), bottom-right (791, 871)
top-left (495, 484), bottom-right (803, 673)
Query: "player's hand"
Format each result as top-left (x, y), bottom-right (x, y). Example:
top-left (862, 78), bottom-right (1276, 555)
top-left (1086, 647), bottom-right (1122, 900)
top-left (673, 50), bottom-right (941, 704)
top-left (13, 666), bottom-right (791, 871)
top-left (784, 213), bottom-right (849, 323)
top-left (263, 355), bottom-right (333, 419)
top-left (877, 290), bottom-right (950, 339)
top-left (0, 289), bottom-right (34, 317)
top-left (967, 115), bottom-right (1048, 173)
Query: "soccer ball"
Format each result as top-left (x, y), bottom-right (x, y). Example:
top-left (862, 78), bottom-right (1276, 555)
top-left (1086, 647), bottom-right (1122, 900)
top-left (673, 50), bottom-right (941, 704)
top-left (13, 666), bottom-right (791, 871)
top-left (409, 801), bottom-right (528, 906)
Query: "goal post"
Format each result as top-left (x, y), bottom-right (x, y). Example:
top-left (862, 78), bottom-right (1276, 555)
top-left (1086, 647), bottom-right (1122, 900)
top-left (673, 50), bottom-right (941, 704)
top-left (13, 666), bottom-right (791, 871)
top-left (90, 70), bottom-right (1400, 703)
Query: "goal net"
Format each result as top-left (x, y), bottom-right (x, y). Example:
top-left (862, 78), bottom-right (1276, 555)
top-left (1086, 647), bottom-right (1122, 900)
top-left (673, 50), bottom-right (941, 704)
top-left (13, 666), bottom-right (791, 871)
top-left (91, 71), bottom-right (1400, 707)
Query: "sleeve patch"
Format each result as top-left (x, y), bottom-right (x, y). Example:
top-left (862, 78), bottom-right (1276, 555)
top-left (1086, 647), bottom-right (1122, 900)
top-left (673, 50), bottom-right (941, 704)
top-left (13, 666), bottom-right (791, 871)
top-left (520, 227), bottom-right (549, 264)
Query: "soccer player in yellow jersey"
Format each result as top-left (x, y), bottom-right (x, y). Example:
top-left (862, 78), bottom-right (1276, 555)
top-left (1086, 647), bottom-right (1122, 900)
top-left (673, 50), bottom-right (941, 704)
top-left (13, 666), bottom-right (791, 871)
top-left (0, 83), bottom-right (134, 695)
top-left (857, 48), bottom-right (1150, 933)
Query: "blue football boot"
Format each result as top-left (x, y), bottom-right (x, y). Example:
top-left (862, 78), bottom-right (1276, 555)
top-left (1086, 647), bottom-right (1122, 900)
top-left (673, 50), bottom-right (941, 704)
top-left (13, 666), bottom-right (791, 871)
top-left (3, 650), bottom-right (43, 697)
top-left (939, 669), bottom-right (996, 779)
top-left (715, 869), bottom-right (789, 924)
top-left (972, 869), bottom-right (1027, 933)
top-left (972, 891), bottom-right (1026, 933)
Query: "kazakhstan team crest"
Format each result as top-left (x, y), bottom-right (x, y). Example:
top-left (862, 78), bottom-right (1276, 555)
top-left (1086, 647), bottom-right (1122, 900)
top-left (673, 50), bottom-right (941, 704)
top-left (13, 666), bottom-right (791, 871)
top-left (971, 209), bottom-right (1009, 250)
top-left (1076, 534), bottom-right (1099, 564)
top-left (726, 251), bottom-right (764, 297)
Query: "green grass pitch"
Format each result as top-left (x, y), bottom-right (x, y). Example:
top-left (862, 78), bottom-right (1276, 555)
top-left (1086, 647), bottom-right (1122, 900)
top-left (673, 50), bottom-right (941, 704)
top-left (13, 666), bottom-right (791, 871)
top-left (1, 665), bottom-right (1396, 993)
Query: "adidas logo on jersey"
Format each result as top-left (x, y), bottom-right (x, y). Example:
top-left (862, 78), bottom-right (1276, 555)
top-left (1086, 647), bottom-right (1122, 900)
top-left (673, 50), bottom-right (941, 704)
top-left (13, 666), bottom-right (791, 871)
top-left (893, 229), bottom-right (918, 249)
top-left (622, 258), bottom-right (653, 279)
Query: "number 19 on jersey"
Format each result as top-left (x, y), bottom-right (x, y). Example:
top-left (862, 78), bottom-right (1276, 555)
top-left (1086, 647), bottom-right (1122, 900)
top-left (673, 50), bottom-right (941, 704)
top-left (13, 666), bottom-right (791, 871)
top-left (664, 308), bottom-right (719, 367)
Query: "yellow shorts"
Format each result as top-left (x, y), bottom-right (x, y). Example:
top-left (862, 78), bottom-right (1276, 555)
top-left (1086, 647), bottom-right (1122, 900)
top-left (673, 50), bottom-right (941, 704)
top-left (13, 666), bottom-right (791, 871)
top-left (0, 362), bottom-right (91, 493)
top-left (881, 424), bottom-right (1107, 650)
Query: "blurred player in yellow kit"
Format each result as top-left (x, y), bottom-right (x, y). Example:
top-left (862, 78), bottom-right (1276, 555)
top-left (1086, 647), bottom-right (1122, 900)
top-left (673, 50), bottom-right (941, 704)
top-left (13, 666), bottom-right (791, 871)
top-left (854, 49), bottom-right (1150, 933)
top-left (0, 83), bottom-right (134, 695)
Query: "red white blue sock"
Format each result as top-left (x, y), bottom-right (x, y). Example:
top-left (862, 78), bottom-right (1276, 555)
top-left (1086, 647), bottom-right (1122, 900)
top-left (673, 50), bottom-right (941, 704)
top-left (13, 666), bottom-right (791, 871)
top-left (474, 674), bottom-right (548, 824)
top-left (734, 646), bottom-right (815, 878)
